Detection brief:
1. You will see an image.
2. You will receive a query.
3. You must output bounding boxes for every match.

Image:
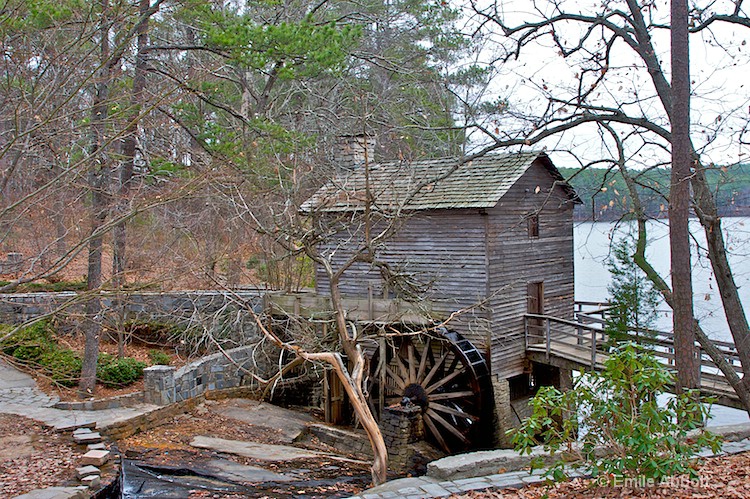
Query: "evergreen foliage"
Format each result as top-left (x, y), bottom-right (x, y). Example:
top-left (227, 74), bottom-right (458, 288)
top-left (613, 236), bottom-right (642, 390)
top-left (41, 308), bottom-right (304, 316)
top-left (605, 237), bottom-right (661, 343)
top-left (560, 164), bottom-right (750, 221)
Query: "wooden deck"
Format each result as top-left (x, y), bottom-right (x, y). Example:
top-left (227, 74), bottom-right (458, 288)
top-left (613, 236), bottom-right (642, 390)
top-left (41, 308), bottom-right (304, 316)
top-left (525, 313), bottom-right (745, 410)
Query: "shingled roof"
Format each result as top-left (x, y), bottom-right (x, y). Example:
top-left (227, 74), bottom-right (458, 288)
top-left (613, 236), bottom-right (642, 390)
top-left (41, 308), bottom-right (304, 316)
top-left (301, 151), bottom-right (581, 212)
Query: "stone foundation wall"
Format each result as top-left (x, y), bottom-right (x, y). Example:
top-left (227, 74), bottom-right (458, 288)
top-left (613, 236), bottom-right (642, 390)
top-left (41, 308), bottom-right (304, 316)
top-left (492, 376), bottom-right (513, 448)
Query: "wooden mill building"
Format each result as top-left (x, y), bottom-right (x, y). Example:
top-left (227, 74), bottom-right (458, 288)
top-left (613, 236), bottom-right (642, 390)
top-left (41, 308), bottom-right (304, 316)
top-left (296, 143), bottom-right (581, 447)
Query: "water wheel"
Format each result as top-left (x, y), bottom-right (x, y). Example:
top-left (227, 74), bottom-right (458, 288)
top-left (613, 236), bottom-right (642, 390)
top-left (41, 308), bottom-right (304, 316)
top-left (367, 327), bottom-right (492, 454)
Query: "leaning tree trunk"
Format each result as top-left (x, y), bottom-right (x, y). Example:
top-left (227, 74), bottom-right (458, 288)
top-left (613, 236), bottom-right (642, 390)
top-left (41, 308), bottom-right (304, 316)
top-left (611, 125), bottom-right (750, 413)
top-left (627, 0), bottom-right (750, 403)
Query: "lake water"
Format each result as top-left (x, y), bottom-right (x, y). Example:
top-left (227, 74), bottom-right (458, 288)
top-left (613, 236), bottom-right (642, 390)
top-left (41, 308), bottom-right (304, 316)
top-left (574, 216), bottom-right (750, 425)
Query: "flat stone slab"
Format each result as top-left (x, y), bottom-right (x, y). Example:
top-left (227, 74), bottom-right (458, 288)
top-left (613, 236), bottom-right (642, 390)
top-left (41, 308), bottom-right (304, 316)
top-left (426, 446), bottom-right (557, 481)
top-left (87, 443), bottom-right (106, 451)
top-left (13, 486), bottom-right (88, 499)
top-left (57, 421), bottom-right (96, 433)
top-left (196, 458), bottom-right (294, 483)
top-left (81, 449), bottom-right (110, 466)
top-left (80, 475), bottom-right (101, 488)
top-left (211, 399), bottom-right (315, 444)
top-left (75, 465), bottom-right (100, 479)
top-left (73, 432), bottom-right (102, 444)
top-left (190, 435), bottom-right (327, 462)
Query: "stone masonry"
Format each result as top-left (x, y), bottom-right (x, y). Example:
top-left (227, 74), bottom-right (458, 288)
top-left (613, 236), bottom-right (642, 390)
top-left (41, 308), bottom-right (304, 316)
top-left (491, 376), bottom-right (513, 448)
top-left (381, 404), bottom-right (427, 475)
top-left (143, 345), bottom-right (257, 405)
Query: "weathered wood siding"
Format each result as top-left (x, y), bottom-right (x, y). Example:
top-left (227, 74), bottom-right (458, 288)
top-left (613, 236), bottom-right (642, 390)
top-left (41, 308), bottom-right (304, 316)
top-left (314, 158), bottom-right (576, 378)
top-left (315, 209), bottom-right (492, 351)
top-left (486, 159), bottom-right (576, 378)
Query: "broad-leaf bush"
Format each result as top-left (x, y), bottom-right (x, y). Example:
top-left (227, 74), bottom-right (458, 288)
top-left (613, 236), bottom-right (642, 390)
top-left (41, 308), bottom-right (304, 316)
top-left (39, 348), bottom-right (82, 387)
top-left (510, 343), bottom-right (721, 482)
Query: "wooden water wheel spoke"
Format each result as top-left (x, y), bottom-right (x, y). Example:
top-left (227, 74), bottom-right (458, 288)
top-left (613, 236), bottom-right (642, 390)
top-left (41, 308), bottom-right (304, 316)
top-left (425, 408), bottom-right (470, 444)
top-left (367, 327), bottom-right (490, 454)
top-left (428, 390), bottom-right (475, 401)
top-left (417, 337), bottom-right (431, 382)
top-left (394, 350), bottom-right (409, 383)
top-left (422, 349), bottom-right (450, 388)
top-left (430, 402), bottom-right (480, 422)
top-left (425, 365), bottom-right (466, 395)
top-left (407, 343), bottom-right (416, 384)
top-left (423, 411), bottom-right (450, 453)
top-left (385, 365), bottom-right (406, 391)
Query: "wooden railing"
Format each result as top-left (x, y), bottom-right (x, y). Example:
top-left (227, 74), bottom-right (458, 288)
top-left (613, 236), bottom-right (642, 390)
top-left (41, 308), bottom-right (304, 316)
top-left (524, 312), bottom-right (743, 378)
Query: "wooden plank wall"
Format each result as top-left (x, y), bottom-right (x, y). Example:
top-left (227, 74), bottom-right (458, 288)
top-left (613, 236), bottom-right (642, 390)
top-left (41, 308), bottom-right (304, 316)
top-left (314, 158), bottom-right (576, 379)
top-left (486, 160), bottom-right (576, 378)
top-left (315, 210), bottom-right (492, 352)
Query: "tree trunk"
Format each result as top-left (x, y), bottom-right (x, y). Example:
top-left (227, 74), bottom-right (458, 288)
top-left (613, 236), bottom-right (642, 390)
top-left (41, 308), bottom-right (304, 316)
top-left (79, 0), bottom-right (111, 397)
top-left (669, 0), bottom-right (698, 390)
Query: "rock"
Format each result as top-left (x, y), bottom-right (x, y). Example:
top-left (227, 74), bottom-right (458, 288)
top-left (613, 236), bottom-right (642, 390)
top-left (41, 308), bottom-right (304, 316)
top-left (87, 443), bottom-right (106, 451)
top-left (55, 421), bottom-right (96, 433)
top-left (426, 446), bottom-right (558, 481)
top-left (81, 449), bottom-right (110, 466)
top-left (75, 465), bottom-right (100, 479)
top-left (190, 436), bottom-right (326, 461)
top-left (211, 399), bottom-right (315, 444)
top-left (12, 486), bottom-right (89, 498)
top-left (197, 458), bottom-right (294, 483)
top-left (73, 432), bottom-right (102, 444)
top-left (703, 423), bottom-right (750, 442)
top-left (80, 475), bottom-right (101, 488)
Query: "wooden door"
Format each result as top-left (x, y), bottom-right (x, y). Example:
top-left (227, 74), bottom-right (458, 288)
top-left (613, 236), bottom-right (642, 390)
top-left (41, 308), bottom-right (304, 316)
top-left (527, 282), bottom-right (545, 341)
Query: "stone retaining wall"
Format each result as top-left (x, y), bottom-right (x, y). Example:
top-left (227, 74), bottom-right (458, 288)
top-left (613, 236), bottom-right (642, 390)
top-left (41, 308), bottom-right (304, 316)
top-left (0, 290), bottom-right (264, 325)
top-left (53, 391), bottom-right (145, 411)
top-left (143, 346), bottom-right (257, 405)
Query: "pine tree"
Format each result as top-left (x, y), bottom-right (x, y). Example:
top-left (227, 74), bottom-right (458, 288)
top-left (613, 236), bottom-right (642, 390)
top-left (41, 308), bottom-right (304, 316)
top-left (605, 237), bottom-right (661, 343)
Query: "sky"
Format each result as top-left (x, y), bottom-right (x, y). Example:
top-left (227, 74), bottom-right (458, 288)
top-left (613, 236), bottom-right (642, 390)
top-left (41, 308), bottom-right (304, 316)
top-left (455, 0), bottom-right (750, 168)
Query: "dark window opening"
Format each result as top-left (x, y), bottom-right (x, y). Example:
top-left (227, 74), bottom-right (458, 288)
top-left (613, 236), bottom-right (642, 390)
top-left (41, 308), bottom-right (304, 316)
top-left (528, 214), bottom-right (539, 237)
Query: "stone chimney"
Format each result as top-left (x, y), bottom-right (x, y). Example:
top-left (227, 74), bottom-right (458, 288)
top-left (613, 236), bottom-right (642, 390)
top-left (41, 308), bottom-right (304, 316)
top-left (334, 134), bottom-right (375, 171)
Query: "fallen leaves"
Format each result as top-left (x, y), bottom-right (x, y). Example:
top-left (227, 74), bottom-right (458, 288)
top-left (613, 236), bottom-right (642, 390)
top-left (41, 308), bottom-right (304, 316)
top-left (452, 451), bottom-right (750, 498)
top-left (0, 415), bottom-right (77, 497)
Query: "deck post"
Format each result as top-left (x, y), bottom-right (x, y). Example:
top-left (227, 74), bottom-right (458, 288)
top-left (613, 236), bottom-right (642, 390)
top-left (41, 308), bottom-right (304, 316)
top-left (591, 327), bottom-right (596, 369)
top-left (545, 317), bottom-right (551, 362)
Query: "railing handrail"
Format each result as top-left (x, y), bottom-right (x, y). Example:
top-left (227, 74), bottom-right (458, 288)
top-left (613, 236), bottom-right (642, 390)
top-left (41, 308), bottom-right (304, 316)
top-left (524, 313), bottom-right (743, 374)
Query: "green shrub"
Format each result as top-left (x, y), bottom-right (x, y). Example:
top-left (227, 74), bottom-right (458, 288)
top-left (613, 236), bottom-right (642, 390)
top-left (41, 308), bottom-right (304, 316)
top-left (97, 352), bottom-right (115, 365)
top-left (97, 357), bottom-right (146, 388)
top-left (148, 349), bottom-right (171, 366)
top-left (0, 321), bottom-right (55, 362)
top-left (39, 348), bottom-right (82, 387)
top-left (510, 343), bottom-right (722, 483)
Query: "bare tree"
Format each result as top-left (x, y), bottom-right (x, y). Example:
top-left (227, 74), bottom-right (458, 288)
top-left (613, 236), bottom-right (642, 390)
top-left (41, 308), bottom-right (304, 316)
top-left (468, 0), bottom-right (750, 410)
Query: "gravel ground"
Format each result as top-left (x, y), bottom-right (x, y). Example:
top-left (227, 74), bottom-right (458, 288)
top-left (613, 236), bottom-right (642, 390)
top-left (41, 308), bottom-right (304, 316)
top-left (0, 414), bottom-right (78, 497)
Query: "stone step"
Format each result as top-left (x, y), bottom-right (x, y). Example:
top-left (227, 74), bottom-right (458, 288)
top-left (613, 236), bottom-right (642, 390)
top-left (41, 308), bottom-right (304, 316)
top-left (80, 475), bottom-right (101, 488)
top-left (55, 421), bottom-right (96, 433)
top-left (81, 449), bottom-right (110, 467)
top-left (87, 442), bottom-right (106, 451)
top-left (75, 465), bottom-right (100, 480)
top-left (73, 432), bottom-right (102, 444)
